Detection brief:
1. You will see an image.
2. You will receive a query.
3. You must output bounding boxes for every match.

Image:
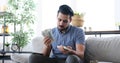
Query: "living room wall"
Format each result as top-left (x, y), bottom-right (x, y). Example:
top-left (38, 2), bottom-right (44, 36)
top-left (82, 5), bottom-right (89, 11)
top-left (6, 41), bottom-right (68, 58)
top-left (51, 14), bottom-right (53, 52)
top-left (0, 0), bottom-right (120, 36)
top-left (115, 0), bottom-right (120, 26)
top-left (33, 0), bottom-right (118, 36)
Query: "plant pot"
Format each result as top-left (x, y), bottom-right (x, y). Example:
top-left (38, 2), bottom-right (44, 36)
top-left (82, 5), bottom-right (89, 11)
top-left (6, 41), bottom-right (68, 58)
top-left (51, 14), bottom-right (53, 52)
top-left (11, 43), bottom-right (23, 52)
top-left (118, 25), bottom-right (120, 30)
top-left (5, 46), bottom-right (10, 51)
top-left (71, 15), bottom-right (84, 27)
top-left (18, 46), bottom-right (23, 52)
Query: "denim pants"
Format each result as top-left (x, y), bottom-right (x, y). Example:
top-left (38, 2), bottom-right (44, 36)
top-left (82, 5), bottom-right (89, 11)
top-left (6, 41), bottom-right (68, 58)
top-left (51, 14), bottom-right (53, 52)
top-left (29, 53), bottom-right (83, 63)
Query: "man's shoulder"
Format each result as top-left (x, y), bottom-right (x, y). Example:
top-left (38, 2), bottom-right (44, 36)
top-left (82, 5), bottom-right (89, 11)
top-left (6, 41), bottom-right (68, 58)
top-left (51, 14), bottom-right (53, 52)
top-left (51, 27), bottom-right (57, 31)
top-left (51, 27), bottom-right (58, 34)
top-left (71, 25), bottom-right (83, 32)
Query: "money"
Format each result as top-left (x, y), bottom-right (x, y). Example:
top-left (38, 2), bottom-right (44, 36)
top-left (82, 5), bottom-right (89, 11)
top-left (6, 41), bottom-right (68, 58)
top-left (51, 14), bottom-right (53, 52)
top-left (42, 29), bottom-right (53, 41)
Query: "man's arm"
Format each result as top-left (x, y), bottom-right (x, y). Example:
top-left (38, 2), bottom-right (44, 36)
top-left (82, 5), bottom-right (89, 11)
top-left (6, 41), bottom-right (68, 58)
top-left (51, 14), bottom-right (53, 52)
top-left (42, 45), bottom-right (52, 57)
top-left (62, 44), bottom-right (85, 59)
top-left (57, 44), bottom-right (85, 60)
top-left (42, 37), bottom-right (52, 57)
top-left (72, 44), bottom-right (85, 60)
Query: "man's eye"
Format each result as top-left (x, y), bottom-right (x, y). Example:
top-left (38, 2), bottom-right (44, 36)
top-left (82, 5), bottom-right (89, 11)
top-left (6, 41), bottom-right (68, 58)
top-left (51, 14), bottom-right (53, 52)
top-left (63, 20), bottom-right (68, 23)
top-left (58, 19), bottom-right (61, 21)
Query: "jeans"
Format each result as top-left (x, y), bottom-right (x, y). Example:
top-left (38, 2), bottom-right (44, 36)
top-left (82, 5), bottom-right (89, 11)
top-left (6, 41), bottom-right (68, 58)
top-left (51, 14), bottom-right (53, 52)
top-left (29, 53), bottom-right (83, 63)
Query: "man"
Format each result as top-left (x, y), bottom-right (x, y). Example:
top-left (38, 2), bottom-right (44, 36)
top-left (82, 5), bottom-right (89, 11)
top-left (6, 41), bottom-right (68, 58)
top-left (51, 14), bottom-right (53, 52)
top-left (29, 4), bottom-right (85, 63)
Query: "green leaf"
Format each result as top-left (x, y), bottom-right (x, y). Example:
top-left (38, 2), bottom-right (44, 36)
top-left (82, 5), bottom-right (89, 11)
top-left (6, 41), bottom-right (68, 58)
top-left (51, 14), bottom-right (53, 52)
top-left (7, 0), bottom-right (36, 48)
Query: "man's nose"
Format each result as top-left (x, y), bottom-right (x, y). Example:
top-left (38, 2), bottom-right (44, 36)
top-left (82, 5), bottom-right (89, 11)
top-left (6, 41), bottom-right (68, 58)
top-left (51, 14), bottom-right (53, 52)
top-left (59, 21), bottom-right (64, 25)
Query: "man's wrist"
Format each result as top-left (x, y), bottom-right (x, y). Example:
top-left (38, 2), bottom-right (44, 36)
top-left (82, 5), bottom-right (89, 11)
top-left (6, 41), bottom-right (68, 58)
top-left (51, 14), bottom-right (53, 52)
top-left (44, 44), bottom-right (51, 48)
top-left (67, 49), bottom-right (75, 55)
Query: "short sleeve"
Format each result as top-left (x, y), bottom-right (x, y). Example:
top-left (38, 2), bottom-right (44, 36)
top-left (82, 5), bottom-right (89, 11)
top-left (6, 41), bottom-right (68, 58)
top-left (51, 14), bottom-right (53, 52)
top-left (75, 29), bottom-right (85, 45)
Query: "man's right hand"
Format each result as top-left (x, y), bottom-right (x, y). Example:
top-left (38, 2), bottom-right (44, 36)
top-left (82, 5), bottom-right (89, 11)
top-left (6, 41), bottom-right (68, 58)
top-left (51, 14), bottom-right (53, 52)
top-left (42, 36), bottom-right (52, 56)
top-left (43, 36), bottom-right (52, 47)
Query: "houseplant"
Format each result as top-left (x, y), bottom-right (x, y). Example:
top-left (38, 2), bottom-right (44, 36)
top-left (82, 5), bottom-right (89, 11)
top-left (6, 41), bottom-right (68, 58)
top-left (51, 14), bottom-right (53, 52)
top-left (71, 12), bottom-right (85, 27)
top-left (4, 42), bottom-right (10, 51)
top-left (4, 0), bottom-right (35, 51)
top-left (115, 22), bottom-right (120, 30)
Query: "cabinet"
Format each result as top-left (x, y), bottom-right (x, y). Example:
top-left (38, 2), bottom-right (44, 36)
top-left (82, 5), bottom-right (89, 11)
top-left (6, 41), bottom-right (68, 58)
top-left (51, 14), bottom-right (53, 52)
top-left (0, 12), bottom-right (33, 63)
top-left (0, 12), bottom-right (11, 63)
top-left (85, 30), bottom-right (120, 37)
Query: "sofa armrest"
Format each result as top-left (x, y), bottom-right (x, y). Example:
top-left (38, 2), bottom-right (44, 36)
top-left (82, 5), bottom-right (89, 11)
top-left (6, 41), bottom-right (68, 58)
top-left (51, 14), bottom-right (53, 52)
top-left (11, 36), bottom-right (44, 63)
top-left (85, 36), bottom-right (120, 63)
top-left (31, 36), bottom-right (44, 53)
top-left (11, 41), bottom-right (33, 63)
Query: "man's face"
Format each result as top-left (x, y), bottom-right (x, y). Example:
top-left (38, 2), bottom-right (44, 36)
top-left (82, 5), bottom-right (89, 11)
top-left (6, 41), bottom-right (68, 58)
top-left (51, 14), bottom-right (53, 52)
top-left (57, 12), bottom-right (71, 31)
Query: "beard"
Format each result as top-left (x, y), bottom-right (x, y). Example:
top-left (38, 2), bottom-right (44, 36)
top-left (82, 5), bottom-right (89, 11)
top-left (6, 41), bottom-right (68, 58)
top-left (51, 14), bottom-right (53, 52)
top-left (58, 25), bottom-right (68, 32)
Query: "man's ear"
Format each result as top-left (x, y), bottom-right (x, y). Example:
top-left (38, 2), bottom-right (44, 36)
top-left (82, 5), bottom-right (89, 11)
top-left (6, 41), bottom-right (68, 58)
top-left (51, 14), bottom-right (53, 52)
top-left (69, 17), bottom-right (72, 22)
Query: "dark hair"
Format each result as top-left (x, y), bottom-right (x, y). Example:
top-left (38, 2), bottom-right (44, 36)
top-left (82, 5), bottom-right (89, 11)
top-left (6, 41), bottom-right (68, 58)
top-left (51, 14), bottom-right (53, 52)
top-left (58, 4), bottom-right (74, 17)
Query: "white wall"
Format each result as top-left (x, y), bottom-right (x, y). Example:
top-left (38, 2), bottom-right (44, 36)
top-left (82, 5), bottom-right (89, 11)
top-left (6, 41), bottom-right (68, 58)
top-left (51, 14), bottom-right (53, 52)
top-left (115, 0), bottom-right (120, 25)
top-left (76, 0), bottom-right (116, 31)
top-left (32, 0), bottom-right (120, 36)
top-left (33, 0), bottom-right (76, 37)
top-left (40, 0), bottom-right (76, 31)
top-left (33, 0), bottom-right (42, 37)
top-left (0, 0), bottom-right (120, 37)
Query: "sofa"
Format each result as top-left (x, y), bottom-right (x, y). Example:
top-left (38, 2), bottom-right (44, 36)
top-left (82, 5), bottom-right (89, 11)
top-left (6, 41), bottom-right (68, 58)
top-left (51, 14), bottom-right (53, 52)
top-left (11, 36), bottom-right (44, 63)
top-left (11, 36), bottom-right (120, 63)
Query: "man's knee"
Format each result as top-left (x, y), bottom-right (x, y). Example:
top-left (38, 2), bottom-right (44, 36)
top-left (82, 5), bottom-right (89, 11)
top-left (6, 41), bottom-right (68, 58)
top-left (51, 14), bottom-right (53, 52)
top-left (29, 53), bottom-right (44, 63)
top-left (66, 55), bottom-right (83, 63)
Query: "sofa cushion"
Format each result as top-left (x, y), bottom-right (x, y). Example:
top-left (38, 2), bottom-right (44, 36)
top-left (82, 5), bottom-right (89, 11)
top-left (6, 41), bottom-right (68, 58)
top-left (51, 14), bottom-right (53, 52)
top-left (85, 36), bottom-right (120, 62)
top-left (11, 53), bottom-right (30, 63)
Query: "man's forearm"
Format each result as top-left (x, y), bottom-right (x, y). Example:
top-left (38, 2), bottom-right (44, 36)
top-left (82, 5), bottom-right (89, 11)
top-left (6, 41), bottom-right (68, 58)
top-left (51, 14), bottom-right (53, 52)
top-left (42, 45), bottom-right (51, 57)
top-left (72, 50), bottom-right (84, 60)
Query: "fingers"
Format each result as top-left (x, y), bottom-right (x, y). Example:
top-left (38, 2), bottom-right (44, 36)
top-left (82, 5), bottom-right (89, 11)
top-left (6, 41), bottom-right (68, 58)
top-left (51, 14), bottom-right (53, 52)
top-left (57, 45), bottom-right (66, 54)
top-left (67, 46), bottom-right (72, 49)
top-left (57, 45), bottom-right (72, 54)
top-left (57, 45), bottom-right (64, 51)
top-left (43, 37), bottom-right (52, 47)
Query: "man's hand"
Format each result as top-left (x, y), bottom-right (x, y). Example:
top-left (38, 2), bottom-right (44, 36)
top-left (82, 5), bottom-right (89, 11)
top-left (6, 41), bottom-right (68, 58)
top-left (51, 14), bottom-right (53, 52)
top-left (43, 37), bottom-right (52, 47)
top-left (42, 36), bottom-right (52, 56)
top-left (57, 45), bottom-right (73, 54)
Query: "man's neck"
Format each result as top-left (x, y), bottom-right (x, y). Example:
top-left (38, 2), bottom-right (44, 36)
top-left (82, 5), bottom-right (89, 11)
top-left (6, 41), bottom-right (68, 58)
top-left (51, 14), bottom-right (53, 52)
top-left (60, 27), bottom-right (69, 33)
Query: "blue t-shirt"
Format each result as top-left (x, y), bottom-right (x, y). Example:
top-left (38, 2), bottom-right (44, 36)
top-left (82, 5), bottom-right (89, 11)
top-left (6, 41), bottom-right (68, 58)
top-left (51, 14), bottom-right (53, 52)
top-left (51, 25), bottom-right (85, 59)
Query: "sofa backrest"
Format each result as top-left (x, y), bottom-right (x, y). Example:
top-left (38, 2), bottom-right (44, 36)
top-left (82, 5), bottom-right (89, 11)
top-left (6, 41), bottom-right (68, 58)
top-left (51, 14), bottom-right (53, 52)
top-left (85, 36), bottom-right (120, 63)
top-left (31, 36), bottom-right (53, 56)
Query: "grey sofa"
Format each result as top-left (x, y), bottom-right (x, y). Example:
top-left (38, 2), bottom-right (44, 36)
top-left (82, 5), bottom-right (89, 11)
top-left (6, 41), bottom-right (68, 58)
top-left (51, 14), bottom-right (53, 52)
top-left (11, 36), bottom-right (120, 63)
top-left (84, 36), bottom-right (120, 63)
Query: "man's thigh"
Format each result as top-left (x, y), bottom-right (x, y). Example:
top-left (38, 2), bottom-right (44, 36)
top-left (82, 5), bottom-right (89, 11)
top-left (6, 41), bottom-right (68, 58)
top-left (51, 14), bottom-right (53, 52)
top-left (57, 59), bottom-right (65, 63)
top-left (65, 55), bottom-right (83, 63)
top-left (29, 53), bottom-right (57, 63)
